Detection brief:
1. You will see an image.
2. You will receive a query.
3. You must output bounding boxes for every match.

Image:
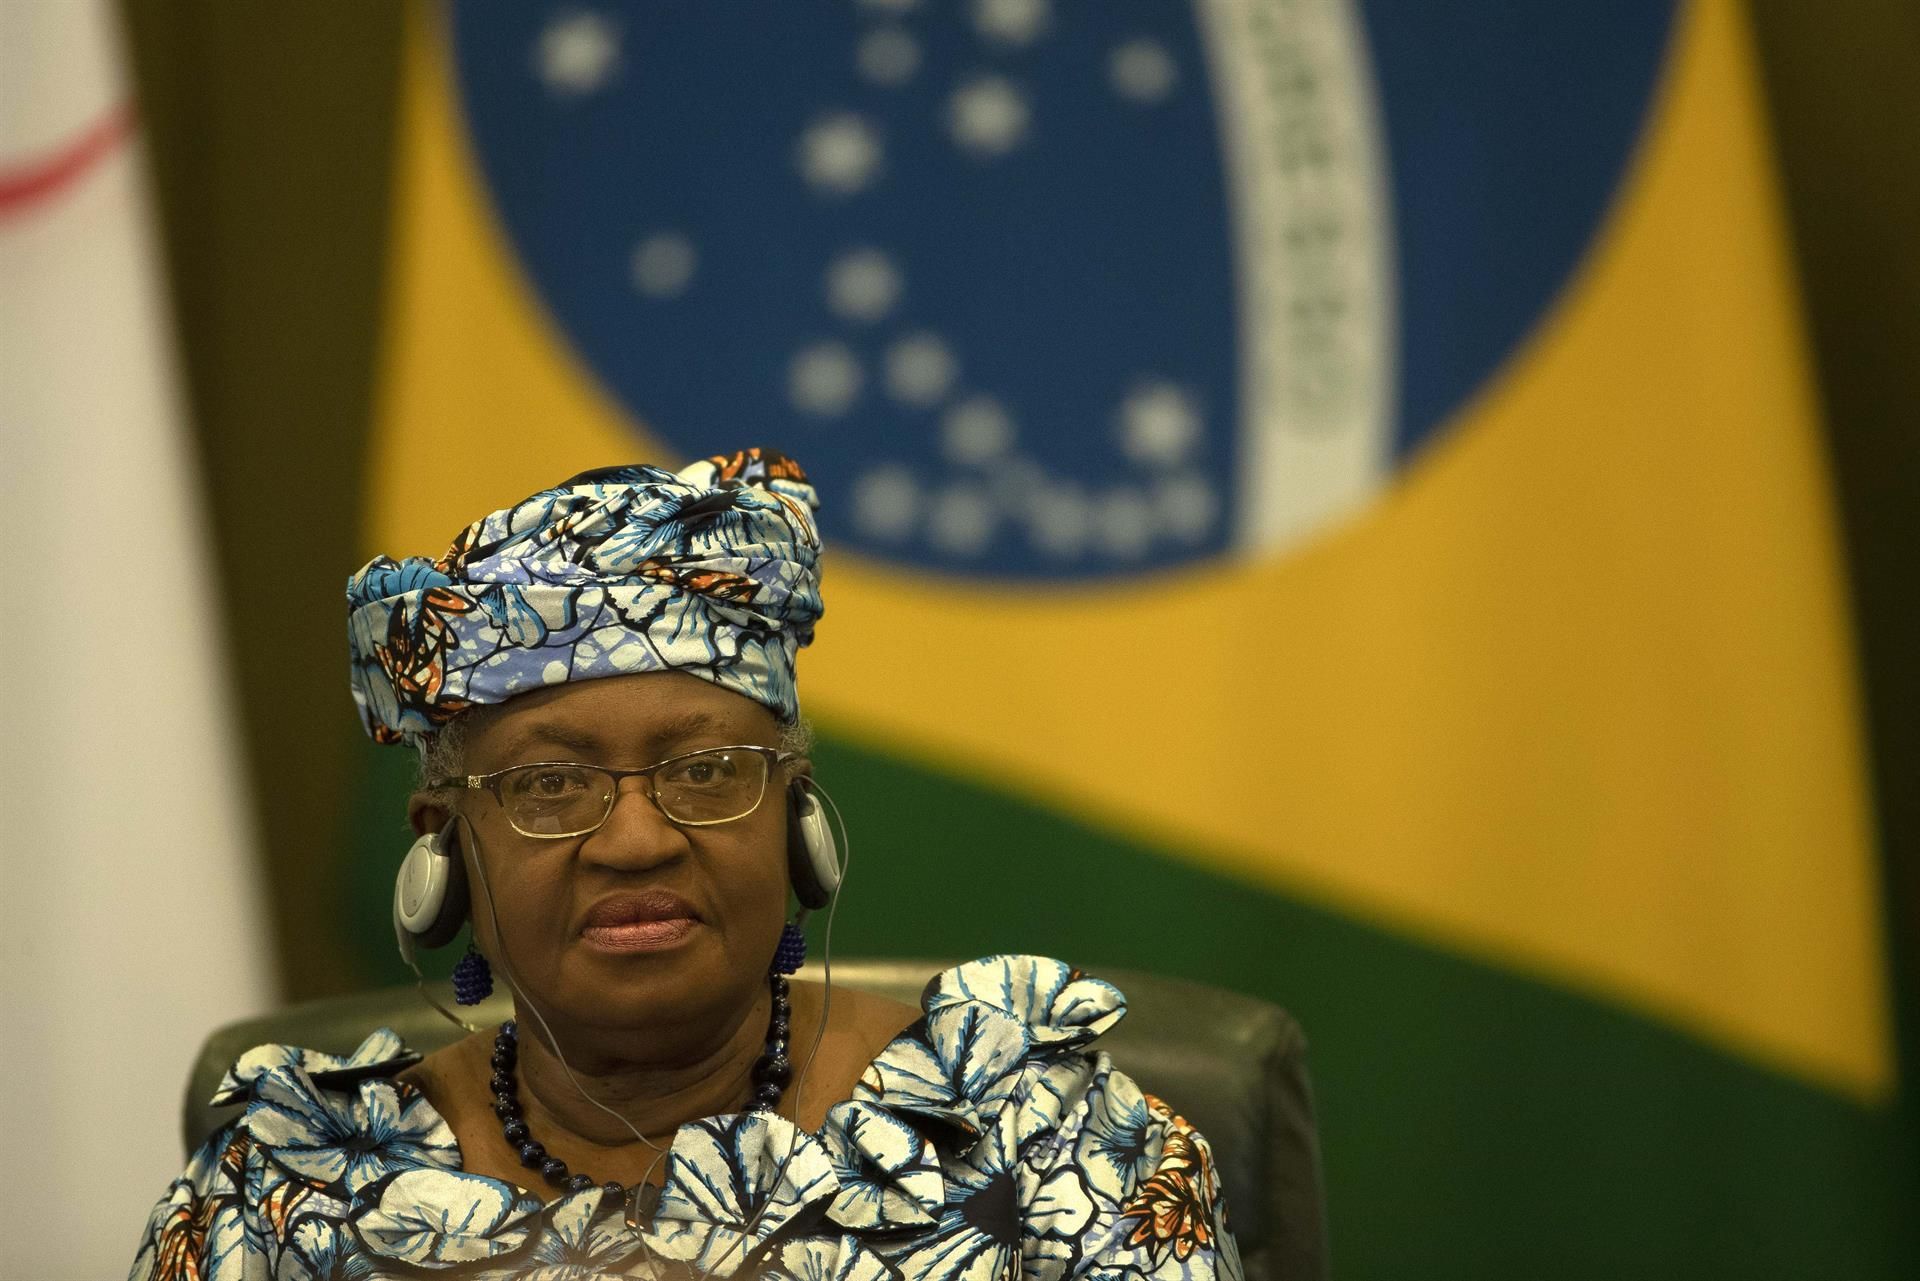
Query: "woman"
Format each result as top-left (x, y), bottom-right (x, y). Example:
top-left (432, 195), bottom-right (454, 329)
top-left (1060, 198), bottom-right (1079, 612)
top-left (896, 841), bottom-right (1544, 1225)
top-left (131, 450), bottom-right (1241, 1280)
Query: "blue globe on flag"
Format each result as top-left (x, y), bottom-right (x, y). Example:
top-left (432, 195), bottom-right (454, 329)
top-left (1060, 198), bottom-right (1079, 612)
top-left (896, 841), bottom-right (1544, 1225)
top-left (449, 0), bottom-right (1672, 580)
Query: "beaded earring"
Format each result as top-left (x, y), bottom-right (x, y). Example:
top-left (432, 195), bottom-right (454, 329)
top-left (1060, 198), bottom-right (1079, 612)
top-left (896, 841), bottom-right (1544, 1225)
top-left (452, 943), bottom-right (494, 1005)
top-left (771, 920), bottom-right (807, 975)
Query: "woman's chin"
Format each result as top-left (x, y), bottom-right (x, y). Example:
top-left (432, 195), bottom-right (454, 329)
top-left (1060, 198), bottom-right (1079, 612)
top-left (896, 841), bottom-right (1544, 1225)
top-left (544, 941), bottom-right (762, 1042)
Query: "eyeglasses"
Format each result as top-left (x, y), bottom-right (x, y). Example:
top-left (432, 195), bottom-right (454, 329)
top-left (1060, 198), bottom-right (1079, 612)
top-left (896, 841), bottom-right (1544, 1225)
top-left (429, 745), bottom-right (797, 839)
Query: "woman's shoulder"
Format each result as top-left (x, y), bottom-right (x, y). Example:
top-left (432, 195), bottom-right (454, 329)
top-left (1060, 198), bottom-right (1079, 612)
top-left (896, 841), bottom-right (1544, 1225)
top-left (840, 955), bottom-right (1130, 1128)
top-left (393, 1027), bottom-right (492, 1110)
top-left (208, 1025), bottom-right (424, 1108)
top-left (202, 1025), bottom-right (461, 1186)
top-left (136, 1030), bottom-right (470, 1281)
top-left (805, 968), bottom-right (920, 1043)
top-left (914, 953), bottom-right (1130, 1045)
top-left (799, 955), bottom-right (1128, 1083)
top-left (803, 956), bottom-right (1239, 1267)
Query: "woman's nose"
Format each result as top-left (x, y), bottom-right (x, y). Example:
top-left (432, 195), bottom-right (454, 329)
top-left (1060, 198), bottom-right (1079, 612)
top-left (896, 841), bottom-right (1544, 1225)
top-left (578, 777), bottom-right (689, 869)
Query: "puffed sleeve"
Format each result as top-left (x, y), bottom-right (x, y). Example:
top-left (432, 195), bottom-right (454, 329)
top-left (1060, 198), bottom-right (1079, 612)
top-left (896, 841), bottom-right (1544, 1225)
top-left (126, 1122), bottom-right (256, 1281)
top-left (1021, 1054), bottom-right (1244, 1281)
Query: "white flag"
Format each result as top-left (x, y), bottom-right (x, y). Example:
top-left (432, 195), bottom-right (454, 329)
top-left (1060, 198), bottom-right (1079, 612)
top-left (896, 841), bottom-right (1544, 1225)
top-left (0, 2), bottom-right (274, 1273)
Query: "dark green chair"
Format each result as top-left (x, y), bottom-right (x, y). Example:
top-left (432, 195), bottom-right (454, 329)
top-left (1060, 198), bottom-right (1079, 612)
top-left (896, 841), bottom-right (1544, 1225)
top-left (185, 959), bottom-right (1328, 1281)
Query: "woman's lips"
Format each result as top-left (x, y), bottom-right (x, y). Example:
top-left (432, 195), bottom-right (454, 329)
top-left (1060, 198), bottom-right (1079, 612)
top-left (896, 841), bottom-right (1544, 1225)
top-left (581, 917), bottom-right (698, 952)
top-left (579, 892), bottom-right (701, 953)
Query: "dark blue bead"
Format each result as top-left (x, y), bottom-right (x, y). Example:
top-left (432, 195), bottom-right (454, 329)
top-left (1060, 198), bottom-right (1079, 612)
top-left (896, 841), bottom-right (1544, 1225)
top-left (452, 947), bottom-right (494, 1004)
top-left (754, 1054), bottom-right (792, 1087)
top-left (489, 1070), bottom-right (512, 1093)
top-left (603, 1180), bottom-right (627, 1199)
top-left (566, 1173), bottom-right (595, 1194)
top-left (518, 1141), bottom-right (546, 1168)
top-left (503, 1120), bottom-right (529, 1145)
top-left (540, 1157), bottom-right (569, 1184)
top-left (492, 1097), bottom-right (520, 1121)
top-left (771, 923), bottom-right (807, 974)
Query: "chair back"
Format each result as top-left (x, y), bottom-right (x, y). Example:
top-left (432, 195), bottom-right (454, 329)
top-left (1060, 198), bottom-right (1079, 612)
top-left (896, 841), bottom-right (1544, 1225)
top-left (184, 959), bottom-right (1327, 1281)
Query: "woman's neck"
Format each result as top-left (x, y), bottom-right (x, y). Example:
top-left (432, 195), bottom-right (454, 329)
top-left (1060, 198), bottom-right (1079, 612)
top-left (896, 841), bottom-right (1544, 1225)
top-left (510, 979), bottom-right (775, 1149)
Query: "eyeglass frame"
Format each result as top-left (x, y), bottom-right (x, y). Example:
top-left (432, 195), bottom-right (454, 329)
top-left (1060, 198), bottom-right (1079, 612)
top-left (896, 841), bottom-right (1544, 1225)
top-left (426, 744), bottom-right (802, 839)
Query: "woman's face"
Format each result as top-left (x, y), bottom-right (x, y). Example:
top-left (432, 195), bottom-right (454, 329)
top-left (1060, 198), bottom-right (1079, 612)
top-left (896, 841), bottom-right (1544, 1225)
top-left (426, 671), bottom-right (794, 1045)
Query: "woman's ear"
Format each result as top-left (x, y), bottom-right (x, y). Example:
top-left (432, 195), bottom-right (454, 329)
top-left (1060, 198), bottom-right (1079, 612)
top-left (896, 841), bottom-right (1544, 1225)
top-left (407, 793), bottom-right (451, 839)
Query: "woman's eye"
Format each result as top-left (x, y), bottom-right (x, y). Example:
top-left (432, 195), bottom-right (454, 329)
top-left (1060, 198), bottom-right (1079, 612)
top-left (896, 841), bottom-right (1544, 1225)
top-left (666, 755), bottom-right (735, 788)
top-left (523, 770), bottom-right (581, 798)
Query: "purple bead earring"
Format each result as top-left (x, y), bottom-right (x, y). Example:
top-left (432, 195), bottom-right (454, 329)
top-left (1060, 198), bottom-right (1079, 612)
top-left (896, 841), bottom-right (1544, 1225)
top-left (452, 943), bottom-right (493, 1005)
top-left (771, 921), bottom-right (807, 975)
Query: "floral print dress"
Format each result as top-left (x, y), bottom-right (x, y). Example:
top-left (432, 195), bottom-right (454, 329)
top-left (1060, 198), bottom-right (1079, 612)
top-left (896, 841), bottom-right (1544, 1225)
top-left (130, 956), bottom-right (1242, 1281)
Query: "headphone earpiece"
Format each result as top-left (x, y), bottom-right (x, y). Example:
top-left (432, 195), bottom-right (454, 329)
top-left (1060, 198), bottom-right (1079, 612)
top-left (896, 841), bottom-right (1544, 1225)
top-left (785, 778), bottom-right (840, 910)
top-left (392, 823), bottom-right (470, 963)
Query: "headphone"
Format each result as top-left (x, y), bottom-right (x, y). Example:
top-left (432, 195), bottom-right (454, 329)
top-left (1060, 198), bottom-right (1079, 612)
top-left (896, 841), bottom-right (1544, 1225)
top-left (393, 777), bottom-right (842, 962)
top-left (783, 777), bottom-right (840, 910)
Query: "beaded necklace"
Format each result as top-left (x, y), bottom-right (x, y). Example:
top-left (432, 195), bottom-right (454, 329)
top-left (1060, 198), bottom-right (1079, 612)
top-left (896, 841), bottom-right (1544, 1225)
top-left (488, 973), bottom-right (794, 1203)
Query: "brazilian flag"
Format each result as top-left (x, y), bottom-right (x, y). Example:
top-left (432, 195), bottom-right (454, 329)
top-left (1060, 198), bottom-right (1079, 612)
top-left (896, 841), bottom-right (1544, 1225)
top-left (129, 1), bottom-right (1918, 1276)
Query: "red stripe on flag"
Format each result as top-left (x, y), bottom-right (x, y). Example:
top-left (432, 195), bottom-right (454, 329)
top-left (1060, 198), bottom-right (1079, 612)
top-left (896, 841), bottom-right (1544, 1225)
top-left (0, 104), bottom-right (134, 221)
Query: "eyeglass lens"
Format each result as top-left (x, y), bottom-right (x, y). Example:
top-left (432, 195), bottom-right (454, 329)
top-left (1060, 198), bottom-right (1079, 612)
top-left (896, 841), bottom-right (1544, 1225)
top-left (496, 749), bottom-right (772, 836)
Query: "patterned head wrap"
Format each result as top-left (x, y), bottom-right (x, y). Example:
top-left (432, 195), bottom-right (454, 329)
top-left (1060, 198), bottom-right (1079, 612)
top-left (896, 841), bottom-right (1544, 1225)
top-left (346, 449), bottom-right (822, 745)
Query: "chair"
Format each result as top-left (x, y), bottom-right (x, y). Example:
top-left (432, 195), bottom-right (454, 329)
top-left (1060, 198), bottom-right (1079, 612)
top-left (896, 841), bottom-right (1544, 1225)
top-left (184, 959), bottom-right (1329, 1281)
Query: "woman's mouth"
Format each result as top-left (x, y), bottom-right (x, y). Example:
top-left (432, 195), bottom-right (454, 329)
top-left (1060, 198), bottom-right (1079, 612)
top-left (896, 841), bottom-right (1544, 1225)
top-left (579, 892), bottom-right (701, 953)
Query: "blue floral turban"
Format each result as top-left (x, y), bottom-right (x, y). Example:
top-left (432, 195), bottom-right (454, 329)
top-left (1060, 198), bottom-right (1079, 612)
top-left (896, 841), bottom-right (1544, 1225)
top-left (346, 449), bottom-right (822, 745)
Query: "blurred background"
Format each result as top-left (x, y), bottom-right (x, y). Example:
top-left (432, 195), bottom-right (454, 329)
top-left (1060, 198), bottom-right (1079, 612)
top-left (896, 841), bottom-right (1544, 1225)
top-left (3, 0), bottom-right (1916, 1276)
